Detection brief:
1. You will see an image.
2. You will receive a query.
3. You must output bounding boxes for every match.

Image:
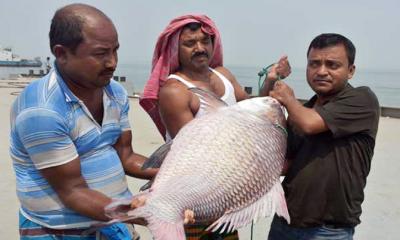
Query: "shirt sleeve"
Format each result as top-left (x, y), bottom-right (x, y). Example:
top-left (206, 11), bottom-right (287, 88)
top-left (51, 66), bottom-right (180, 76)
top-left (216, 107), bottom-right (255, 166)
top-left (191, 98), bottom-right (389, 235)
top-left (315, 87), bottom-right (380, 138)
top-left (15, 108), bottom-right (78, 169)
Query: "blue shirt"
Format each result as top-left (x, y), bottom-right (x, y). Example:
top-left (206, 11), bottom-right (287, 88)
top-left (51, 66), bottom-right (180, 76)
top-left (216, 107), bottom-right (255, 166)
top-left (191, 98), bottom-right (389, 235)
top-left (10, 68), bottom-right (132, 229)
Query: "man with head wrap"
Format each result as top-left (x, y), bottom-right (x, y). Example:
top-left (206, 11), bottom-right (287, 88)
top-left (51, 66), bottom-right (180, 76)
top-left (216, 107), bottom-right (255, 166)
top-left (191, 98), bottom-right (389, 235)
top-left (139, 15), bottom-right (291, 239)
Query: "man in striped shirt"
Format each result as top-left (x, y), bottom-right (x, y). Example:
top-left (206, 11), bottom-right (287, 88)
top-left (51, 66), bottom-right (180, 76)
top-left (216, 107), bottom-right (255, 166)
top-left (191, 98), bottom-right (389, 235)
top-left (9, 3), bottom-right (157, 239)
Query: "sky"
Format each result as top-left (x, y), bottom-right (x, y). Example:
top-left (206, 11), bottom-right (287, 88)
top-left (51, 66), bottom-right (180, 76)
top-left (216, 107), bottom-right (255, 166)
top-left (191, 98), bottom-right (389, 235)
top-left (1, 0), bottom-right (399, 71)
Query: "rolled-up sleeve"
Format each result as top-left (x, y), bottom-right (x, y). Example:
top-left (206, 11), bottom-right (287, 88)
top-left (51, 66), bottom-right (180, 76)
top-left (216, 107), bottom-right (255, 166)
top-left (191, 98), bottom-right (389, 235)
top-left (15, 108), bottom-right (78, 169)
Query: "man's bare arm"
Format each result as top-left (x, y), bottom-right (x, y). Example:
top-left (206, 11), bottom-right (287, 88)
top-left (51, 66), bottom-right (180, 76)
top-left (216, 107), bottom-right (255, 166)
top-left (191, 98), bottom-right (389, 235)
top-left (113, 131), bottom-right (158, 180)
top-left (40, 159), bottom-right (112, 221)
top-left (270, 81), bottom-right (328, 135)
top-left (159, 81), bottom-right (196, 138)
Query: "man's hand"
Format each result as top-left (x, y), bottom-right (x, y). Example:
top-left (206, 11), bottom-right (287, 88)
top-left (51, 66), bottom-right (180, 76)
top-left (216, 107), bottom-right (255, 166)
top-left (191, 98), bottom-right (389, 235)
top-left (260, 55), bottom-right (291, 96)
top-left (130, 195), bottom-right (147, 209)
top-left (269, 81), bottom-right (296, 106)
top-left (267, 55), bottom-right (291, 80)
top-left (184, 209), bottom-right (195, 224)
top-left (271, 81), bottom-right (329, 135)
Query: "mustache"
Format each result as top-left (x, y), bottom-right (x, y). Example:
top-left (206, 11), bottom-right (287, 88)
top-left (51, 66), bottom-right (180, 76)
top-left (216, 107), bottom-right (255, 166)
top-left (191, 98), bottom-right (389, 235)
top-left (314, 78), bottom-right (330, 81)
top-left (191, 51), bottom-right (209, 59)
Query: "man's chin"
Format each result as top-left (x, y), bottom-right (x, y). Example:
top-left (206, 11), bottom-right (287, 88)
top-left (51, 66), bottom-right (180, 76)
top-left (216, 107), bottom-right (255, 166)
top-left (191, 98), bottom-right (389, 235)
top-left (192, 57), bottom-right (209, 65)
top-left (100, 74), bottom-right (114, 82)
top-left (98, 76), bottom-right (111, 87)
top-left (193, 61), bottom-right (210, 70)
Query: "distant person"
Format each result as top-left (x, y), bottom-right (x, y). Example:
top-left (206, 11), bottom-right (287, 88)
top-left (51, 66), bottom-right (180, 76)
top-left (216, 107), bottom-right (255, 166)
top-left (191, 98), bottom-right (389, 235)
top-left (266, 33), bottom-right (380, 240)
top-left (10, 3), bottom-right (156, 239)
top-left (139, 14), bottom-right (291, 239)
top-left (45, 56), bottom-right (51, 73)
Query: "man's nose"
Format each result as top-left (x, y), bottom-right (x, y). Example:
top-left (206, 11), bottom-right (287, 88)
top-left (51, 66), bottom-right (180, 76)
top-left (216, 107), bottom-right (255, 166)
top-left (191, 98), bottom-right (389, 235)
top-left (317, 64), bottom-right (328, 75)
top-left (105, 52), bottom-right (117, 69)
top-left (194, 41), bottom-right (206, 52)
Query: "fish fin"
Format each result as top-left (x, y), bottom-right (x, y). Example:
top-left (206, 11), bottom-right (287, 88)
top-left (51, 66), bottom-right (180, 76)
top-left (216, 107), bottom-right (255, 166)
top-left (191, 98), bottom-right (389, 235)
top-left (142, 141), bottom-right (173, 170)
top-left (272, 182), bottom-right (290, 224)
top-left (189, 87), bottom-right (228, 113)
top-left (101, 192), bottom-right (186, 240)
top-left (117, 204), bottom-right (186, 240)
top-left (206, 181), bottom-right (290, 233)
top-left (139, 178), bottom-right (154, 191)
top-left (145, 217), bottom-right (185, 240)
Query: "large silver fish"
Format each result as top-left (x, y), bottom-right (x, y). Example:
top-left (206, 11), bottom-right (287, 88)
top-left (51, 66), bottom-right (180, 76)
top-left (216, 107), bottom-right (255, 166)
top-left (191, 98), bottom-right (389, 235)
top-left (106, 88), bottom-right (290, 240)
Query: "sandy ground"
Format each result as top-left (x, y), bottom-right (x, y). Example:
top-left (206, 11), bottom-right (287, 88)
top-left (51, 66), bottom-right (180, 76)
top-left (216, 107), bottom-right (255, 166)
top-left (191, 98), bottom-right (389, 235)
top-left (0, 78), bottom-right (399, 239)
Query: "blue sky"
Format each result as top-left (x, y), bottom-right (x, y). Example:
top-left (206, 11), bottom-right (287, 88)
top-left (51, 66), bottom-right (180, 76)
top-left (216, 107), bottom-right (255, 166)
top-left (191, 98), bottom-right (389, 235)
top-left (1, 0), bottom-right (399, 71)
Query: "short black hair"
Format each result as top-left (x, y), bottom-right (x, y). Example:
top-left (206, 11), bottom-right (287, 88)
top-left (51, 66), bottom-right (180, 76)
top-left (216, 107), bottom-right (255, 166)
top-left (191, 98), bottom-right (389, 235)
top-left (49, 4), bottom-right (110, 54)
top-left (49, 9), bottom-right (85, 54)
top-left (307, 33), bottom-right (356, 65)
top-left (184, 22), bottom-right (202, 31)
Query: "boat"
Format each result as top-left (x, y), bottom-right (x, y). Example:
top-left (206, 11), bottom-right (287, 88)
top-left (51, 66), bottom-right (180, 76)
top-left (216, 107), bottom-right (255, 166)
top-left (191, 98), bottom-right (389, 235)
top-left (0, 47), bottom-right (42, 67)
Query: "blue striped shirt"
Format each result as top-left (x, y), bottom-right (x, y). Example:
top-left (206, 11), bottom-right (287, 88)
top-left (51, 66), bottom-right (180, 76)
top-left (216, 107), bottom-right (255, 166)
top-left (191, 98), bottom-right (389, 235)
top-left (10, 69), bottom-right (132, 229)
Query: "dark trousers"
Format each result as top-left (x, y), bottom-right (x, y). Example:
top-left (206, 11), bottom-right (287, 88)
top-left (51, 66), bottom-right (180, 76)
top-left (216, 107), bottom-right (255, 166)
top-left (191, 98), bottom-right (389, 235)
top-left (268, 215), bottom-right (354, 240)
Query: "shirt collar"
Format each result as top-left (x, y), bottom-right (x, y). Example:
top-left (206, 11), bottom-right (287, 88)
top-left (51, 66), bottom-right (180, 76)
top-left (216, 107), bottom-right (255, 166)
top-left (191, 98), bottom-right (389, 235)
top-left (305, 83), bottom-right (353, 108)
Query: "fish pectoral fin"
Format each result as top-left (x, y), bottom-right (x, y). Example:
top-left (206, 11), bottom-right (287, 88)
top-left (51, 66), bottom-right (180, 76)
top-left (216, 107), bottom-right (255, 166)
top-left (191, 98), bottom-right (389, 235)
top-left (142, 141), bottom-right (173, 170)
top-left (189, 87), bottom-right (228, 113)
top-left (139, 179), bottom-right (154, 191)
top-left (206, 181), bottom-right (290, 234)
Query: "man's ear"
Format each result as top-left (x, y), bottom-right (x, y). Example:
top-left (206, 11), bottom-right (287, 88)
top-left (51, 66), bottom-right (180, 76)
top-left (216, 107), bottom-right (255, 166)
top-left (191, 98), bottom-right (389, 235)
top-left (52, 45), bottom-right (68, 64)
top-left (347, 64), bottom-right (356, 79)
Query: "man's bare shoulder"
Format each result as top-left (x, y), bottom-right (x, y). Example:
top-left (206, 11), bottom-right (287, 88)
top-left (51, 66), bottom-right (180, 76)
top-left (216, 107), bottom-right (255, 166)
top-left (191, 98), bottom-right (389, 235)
top-left (214, 66), bottom-right (235, 82)
top-left (159, 80), bottom-right (191, 103)
top-left (214, 66), bottom-right (248, 101)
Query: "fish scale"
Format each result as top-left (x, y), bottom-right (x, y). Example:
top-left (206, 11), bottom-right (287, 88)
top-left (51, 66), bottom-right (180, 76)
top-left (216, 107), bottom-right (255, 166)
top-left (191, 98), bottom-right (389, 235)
top-left (169, 104), bottom-right (279, 217)
top-left (105, 93), bottom-right (290, 240)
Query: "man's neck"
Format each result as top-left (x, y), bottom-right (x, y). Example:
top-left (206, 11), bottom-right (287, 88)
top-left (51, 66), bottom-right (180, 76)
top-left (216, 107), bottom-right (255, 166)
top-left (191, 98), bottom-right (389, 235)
top-left (315, 84), bottom-right (349, 106)
top-left (315, 92), bottom-right (339, 106)
top-left (56, 64), bottom-right (103, 103)
top-left (179, 66), bottom-right (211, 82)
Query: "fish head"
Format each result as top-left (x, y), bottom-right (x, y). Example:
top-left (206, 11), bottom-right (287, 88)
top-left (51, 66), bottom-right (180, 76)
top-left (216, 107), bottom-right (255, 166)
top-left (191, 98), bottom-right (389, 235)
top-left (238, 97), bottom-right (286, 127)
